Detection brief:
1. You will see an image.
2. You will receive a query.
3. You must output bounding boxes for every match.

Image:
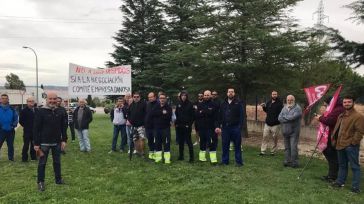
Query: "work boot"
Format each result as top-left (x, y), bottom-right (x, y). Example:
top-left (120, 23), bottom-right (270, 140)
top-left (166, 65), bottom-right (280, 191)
top-left (199, 151), bottom-right (207, 162)
top-left (154, 151), bottom-right (162, 163)
top-left (148, 152), bottom-right (155, 160)
top-left (209, 151), bottom-right (218, 164)
top-left (164, 152), bottom-right (171, 164)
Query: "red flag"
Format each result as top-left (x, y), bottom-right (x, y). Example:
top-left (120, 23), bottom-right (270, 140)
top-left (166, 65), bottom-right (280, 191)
top-left (304, 84), bottom-right (331, 114)
top-left (317, 85), bottom-right (342, 152)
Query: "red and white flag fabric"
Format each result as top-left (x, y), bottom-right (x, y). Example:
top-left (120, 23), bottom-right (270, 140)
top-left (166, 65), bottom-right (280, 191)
top-left (317, 85), bottom-right (342, 152)
top-left (304, 84), bottom-right (331, 114)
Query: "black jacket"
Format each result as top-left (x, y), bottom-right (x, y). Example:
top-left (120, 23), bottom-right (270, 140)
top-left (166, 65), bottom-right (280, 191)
top-left (33, 106), bottom-right (67, 145)
top-left (219, 98), bottom-right (243, 128)
top-left (175, 100), bottom-right (194, 127)
top-left (145, 100), bottom-right (158, 129)
top-left (128, 101), bottom-right (146, 127)
top-left (152, 103), bottom-right (172, 129)
top-left (19, 106), bottom-right (37, 135)
top-left (73, 106), bottom-right (93, 130)
top-left (263, 99), bottom-right (283, 126)
top-left (195, 99), bottom-right (219, 129)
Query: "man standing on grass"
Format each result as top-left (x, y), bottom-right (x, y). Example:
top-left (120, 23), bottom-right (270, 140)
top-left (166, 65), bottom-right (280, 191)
top-left (0, 94), bottom-right (18, 161)
top-left (33, 92), bottom-right (67, 191)
top-left (193, 93), bottom-right (204, 146)
top-left (19, 96), bottom-right (37, 162)
top-left (175, 91), bottom-right (195, 162)
top-left (152, 92), bottom-right (172, 164)
top-left (73, 99), bottom-right (93, 152)
top-left (127, 92), bottom-right (147, 156)
top-left (109, 97), bottom-right (128, 153)
top-left (278, 95), bottom-right (302, 168)
top-left (216, 88), bottom-right (243, 167)
top-left (195, 90), bottom-right (219, 164)
top-left (145, 92), bottom-right (158, 160)
top-left (331, 96), bottom-right (364, 194)
top-left (259, 90), bottom-right (283, 156)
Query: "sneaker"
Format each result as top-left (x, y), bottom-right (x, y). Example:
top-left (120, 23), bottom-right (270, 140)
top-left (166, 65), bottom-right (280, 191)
top-left (119, 149), bottom-right (124, 153)
top-left (270, 152), bottom-right (275, 156)
top-left (235, 163), bottom-right (243, 167)
top-left (55, 179), bottom-right (65, 185)
top-left (283, 162), bottom-right (291, 167)
top-left (351, 188), bottom-right (361, 194)
top-left (128, 150), bottom-right (131, 154)
top-left (331, 182), bottom-right (344, 189)
top-left (193, 142), bottom-right (199, 146)
top-left (259, 152), bottom-right (266, 156)
top-left (241, 146), bottom-right (243, 152)
top-left (38, 182), bottom-right (45, 191)
top-left (108, 150), bottom-right (115, 154)
top-left (133, 150), bottom-right (137, 154)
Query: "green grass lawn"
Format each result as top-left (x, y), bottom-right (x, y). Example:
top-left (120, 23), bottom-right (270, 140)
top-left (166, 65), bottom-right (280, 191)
top-left (0, 114), bottom-right (363, 203)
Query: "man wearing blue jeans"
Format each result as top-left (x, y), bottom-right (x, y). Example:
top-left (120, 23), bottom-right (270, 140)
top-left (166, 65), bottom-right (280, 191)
top-left (216, 88), bottom-right (243, 167)
top-left (109, 97), bottom-right (127, 153)
top-left (73, 99), bottom-right (93, 152)
top-left (0, 94), bottom-right (18, 161)
top-left (331, 96), bottom-right (364, 194)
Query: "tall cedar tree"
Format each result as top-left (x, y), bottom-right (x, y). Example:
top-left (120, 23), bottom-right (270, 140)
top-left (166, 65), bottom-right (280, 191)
top-left (107, 0), bottom-right (168, 94)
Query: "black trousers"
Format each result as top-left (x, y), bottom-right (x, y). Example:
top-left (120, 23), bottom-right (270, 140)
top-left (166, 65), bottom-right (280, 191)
top-left (155, 128), bottom-right (171, 152)
top-left (323, 142), bottom-right (338, 179)
top-left (22, 132), bottom-right (36, 161)
top-left (67, 122), bottom-right (76, 141)
top-left (176, 126), bottom-right (193, 160)
top-left (37, 145), bottom-right (62, 183)
top-left (199, 128), bottom-right (218, 151)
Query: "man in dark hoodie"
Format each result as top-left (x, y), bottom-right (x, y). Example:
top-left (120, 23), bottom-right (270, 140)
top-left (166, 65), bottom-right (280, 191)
top-left (216, 88), bottom-right (243, 166)
top-left (152, 92), bottom-right (172, 164)
top-left (259, 91), bottom-right (283, 156)
top-left (314, 97), bottom-right (344, 183)
top-left (175, 91), bottom-right (195, 162)
top-left (33, 92), bottom-right (67, 191)
top-left (195, 90), bottom-right (219, 164)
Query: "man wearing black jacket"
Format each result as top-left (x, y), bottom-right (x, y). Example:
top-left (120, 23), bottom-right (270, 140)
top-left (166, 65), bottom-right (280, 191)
top-left (259, 91), bottom-right (283, 156)
top-left (127, 92), bottom-right (146, 156)
top-left (73, 99), bottom-right (93, 152)
top-left (175, 91), bottom-right (195, 162)
top-left (33, 92), bottom-right (67, 191)
top-left (145, 92), bottom-right (158, 160)
top-left (216, 88), bottom-right (243, 166)
top-left (152, 93), bottom-right (172, 164)
top-left (195, 90), bottom-right (219, 163)
top-left (19, 97), bottom-right (37, 162)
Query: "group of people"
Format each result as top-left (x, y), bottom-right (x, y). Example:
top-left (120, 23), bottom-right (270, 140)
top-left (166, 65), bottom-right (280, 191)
top-left (109, 89), bottom-right (244, 166)
top-left (0, 88), bottom-right (363, 194)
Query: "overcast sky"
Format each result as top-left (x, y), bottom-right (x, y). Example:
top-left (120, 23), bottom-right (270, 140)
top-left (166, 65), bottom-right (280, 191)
top-left (0, 0), bottom-right (363, 87)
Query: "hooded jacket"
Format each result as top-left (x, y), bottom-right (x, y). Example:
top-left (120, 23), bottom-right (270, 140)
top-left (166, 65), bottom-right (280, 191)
top-left (175, 92), bottom-right (195, 128)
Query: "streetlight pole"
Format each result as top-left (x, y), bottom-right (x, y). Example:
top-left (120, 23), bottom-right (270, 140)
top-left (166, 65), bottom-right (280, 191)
top-left (23, 46), bottom-right (38, 103)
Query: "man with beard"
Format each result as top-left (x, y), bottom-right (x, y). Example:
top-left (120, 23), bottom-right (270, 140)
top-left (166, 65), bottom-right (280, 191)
top-left (19, 97), bottom-right (37, 162)
top-left (259, 91), bottom-right (283, 156)
top-left (33, 92), bottom-right (67, 191)
top-left (152, 93), bottom-right (172, 164)
top-left (216, 88), bottom-right (243, 166)
top-left (278, 95), bottom-right (302, 168)
top-left (175, 91), bottom-right (195, 162)
top-left (195, 90), bottom-right (219, 164)
top-left (331, 96), bottom-right (364, 194)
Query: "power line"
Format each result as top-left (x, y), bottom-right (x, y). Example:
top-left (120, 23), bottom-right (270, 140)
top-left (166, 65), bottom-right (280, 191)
top-left (0, 36), bottom-right (113, 39)
top-left (0, 15), bottom-right (121, 24)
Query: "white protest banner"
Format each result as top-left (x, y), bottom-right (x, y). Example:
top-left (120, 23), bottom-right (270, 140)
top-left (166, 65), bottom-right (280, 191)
top-left (68, 63), bottom-right (131, 96)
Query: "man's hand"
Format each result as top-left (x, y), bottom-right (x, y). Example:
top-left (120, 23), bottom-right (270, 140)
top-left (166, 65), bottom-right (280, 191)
top-left (34, 145), bottom-right (40, 152)
top-left (215, 128), bottom-right (221, 135)
top-left (61, 142), bottom-right (66, 151)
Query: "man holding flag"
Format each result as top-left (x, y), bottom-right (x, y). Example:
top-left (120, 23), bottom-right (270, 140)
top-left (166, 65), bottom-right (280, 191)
top-left (314, 95), bottom-right (344, 183)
